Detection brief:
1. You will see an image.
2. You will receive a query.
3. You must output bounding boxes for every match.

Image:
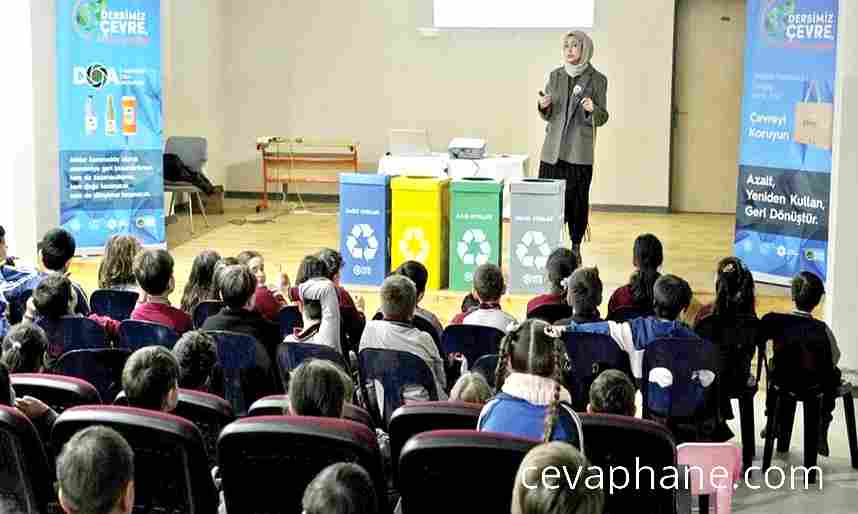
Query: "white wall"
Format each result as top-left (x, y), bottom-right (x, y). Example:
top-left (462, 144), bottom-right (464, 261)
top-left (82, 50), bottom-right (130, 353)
top-left (217, 0), bottom-right (676, 208)
top-left (825, 0), bottom-right (858, 372)
top-left (163, 0), bottom-right (227, 186)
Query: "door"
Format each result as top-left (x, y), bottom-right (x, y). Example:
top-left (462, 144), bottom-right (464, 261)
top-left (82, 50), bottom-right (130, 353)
top-left (671, 0), bottom-right (746, 213)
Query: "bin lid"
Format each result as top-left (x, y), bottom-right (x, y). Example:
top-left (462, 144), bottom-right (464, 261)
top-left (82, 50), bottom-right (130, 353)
top-left (509, 177), bottom-right (565, 195)
top-left (340, 173), bottom-right (390, 186)
top-left (391, 176), bottom-right (451, 192)
top-left (451, 177), bottom-right (503, 194)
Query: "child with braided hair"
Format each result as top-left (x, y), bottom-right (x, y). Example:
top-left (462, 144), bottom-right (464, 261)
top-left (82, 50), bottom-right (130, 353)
top-left (478, 319), bottom-right (578, 444)
top-left (693, 256), bottom-right (756, 326)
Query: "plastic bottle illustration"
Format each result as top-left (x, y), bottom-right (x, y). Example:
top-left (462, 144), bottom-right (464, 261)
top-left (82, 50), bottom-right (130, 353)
top-left (85, 95), bottom-right (97, 135)
top-left (121, 96), bottom-right (137, 136)
top-left (105, 95), bottom-right (116, 136)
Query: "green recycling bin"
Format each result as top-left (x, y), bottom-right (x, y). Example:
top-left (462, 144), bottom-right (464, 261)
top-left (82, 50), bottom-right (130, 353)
top-left (449, 177), bottom-right (504, 291)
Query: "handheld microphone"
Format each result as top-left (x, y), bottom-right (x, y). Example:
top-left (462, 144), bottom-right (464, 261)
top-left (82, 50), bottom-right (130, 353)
top-left (572, 84), bottom-right (584, 104)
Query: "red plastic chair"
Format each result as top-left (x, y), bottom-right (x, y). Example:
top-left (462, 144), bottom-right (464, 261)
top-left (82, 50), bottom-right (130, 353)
top-left (677, 442), bottom-right (742, 514)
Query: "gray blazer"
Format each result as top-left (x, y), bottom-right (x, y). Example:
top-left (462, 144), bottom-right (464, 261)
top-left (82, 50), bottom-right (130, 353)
top-left (538, 65), bottom-right (609, 166)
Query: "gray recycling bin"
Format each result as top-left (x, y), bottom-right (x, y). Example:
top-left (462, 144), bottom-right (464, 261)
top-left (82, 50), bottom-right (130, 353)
top-left (508, 178), bottom-right (566, 294)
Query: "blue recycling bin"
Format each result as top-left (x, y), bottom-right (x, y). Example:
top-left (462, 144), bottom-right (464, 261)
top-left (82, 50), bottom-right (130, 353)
top-left (340, 173), bottom-right (390, 286)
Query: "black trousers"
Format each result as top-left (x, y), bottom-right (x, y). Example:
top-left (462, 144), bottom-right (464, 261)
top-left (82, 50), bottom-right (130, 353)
top-left (538, 160), bottom-right (593, 245)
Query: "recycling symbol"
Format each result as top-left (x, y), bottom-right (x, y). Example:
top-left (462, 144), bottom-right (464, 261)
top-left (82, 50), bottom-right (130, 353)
top-left (516, 231), bottom-right (551, 269)
top-left (399, 227), bottom-right (430, 262)
top-left (346, 224), bottom-right (379, 261)
top-left (457, 229), bottom-right (492, 265)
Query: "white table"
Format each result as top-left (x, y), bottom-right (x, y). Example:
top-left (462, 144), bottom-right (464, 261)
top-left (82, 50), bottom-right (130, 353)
top-left (378, 153), bottom-right (529, 218)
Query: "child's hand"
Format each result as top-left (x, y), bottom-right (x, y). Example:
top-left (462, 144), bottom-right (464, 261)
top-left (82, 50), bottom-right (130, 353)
top-left (544, 325), bottom-right (568, 338)
top-left (15, 396), bottom-right (50, 419)
top-left (277, 270), bottom-right (291, 296)
top-left (24, 297), bottom-right (38, 320)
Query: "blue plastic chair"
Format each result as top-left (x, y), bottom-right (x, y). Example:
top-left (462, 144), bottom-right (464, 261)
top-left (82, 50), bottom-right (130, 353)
top-left (278, 341), bottom-right (349, 377)
top-left (441, 324), bottom-right (504, 367)
top-left (358, 348), bottom-right (439, 428)
top-left (54, 348), bottom-right (132, 403)
top-left (278, 305), bottom-right (303, 340)
top-left (38, 316), bottom-right (108, 354)
top-left (90, 289), bottom-right (140, 321)
top-left (204, 330), bottom-right (260, 416)
top-left (471, 354), bottom-right (500, 389)
top-left (118, 320), bottom-right (180, 351)
top-left (641, 336), bottom-right (719, 443)
top-left (562, 332), bottom-right (634, 411)
top-left (193, 300), bottom-right (224, 329)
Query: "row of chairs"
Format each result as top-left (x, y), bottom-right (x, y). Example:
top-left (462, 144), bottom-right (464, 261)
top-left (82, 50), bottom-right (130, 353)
top-left (1, 396), bottom-right (688, 514)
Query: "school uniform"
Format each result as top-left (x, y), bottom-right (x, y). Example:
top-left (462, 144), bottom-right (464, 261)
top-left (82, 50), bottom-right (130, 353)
top-left (449, 302), bottom-right (517, 333)
top-left (131, 301), bottom-right (193, 335)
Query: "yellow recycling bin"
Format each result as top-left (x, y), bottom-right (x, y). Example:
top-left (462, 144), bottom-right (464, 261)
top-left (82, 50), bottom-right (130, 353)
top-left (391, 177), bottom-right (450, 290)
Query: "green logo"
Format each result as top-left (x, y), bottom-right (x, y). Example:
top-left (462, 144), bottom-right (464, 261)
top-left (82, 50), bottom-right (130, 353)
top-left (74, 0), bottom-right (108, 38)
top-left (764, 0), bottom-right (796, 40)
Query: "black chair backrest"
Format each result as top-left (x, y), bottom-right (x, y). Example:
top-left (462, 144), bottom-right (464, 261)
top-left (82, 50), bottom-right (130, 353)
top-left (54, 348), bottom-right (132, 403)
top-left (471, 354), bottom-right (500, 389)
top-left (641, 337), bottom-right (719, 442)
top-left (192, 300), bottom-right (224, 329)
top-left (563, 332), bottom-right (634, 411)
top-left (695, 313), bottom-right (763, 393)
top-left (580, 413), bottom-right (678, 514)
top-left (441, 324), bottom-right (504, 368)
top-left (173, 389), bottom-right (234, 469)
top-left (388, 401), bottom-right (482, 482)
top-left (118, 320), bottom-right (180, 351)
top-left (246, 394), bottom-right (373, 428)
top-left (760, 312), bottom-right (835, 393)
top-left (218, 415), bottom-right (386, 514)
top-left (398, 429), bottom-right (538, 514)
top-left (51, 406), bottom-right (218, 514)
top-left (358, 348), bottom-right (439, 428)
top-left (10, 373), bottom-right (101, 413)
top-left (90, 289), bottom-right (140, 321)
top-left (278, 341), bottom-right (349, 375)
top-left (527, 303), bottom-right (575, 323)
top-left (0, 405), bottom-right (54, 513)
top-left (278, 305), bottom-right (303, 340)
top-left (38, 316), bottom-right (108, 356)
top-left (204, 330), bottom-right (261, 416)
top-left (609, 305), bottom-right (655, 323)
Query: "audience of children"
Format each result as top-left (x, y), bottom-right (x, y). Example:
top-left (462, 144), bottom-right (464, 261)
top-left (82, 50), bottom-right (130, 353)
top-left (201, 264), bottom-right (281, 357)
top-left (587, 369), bottom-right (636, 417)
top-left (479, 319), bottom-right (576, 443)
top-left (318, 248), bottom-right (366, 353)
top-left (449, 372), bottom-right (492, 405)
top-left (359, 275), bottom-right (448, 399)
top-left (607, 233), bottom-right (662, 317)
top-left (26, 274), bottom-right (120, 369)
top-left (1, 321), bottom-right (48, 373)
top-left (284, 255), bottom-right (343, 353)
top-left (97, 235), bottom-right (142, 291)
top-left (512, 442), bottom-right (604, 514)
top-left (130, 249), bottom-right (193, 335)
top-left (122, 345), bottom-right (180, 412)
top-left (393, 260), bottom-right (444, 342)
top-left (302, 463), bottom-right (379, 514)
top-left (180, 250), bottom-right (222, 314)
top-left (762, 271), bottom-right (841, 456)
top-left (450, 263), bottom-right (517, 333)
top-left (287, 359), bottom-right (350, 417)
top-left (172, 330), bottom-right (222, 395)
top-left (2, 219), bottom-right (851, 512)
top-left (55, 426), bottom-right (135, 514)
top-left (526, 248), bottom-right (578, 315)
top-left (556, 267), bottom-right (603, 326)
top-left (694, 256), bottom-right (757, 326)
top-left (237, 250), bottom-right (286, 323)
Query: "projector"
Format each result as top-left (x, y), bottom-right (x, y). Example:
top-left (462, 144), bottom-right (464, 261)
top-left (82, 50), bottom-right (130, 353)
top-left (448, 138), bottom-right (487, 160)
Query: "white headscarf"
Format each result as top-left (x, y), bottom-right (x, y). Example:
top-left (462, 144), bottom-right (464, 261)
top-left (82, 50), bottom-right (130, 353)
top-left (563, 31), bottom-right (594, 78)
